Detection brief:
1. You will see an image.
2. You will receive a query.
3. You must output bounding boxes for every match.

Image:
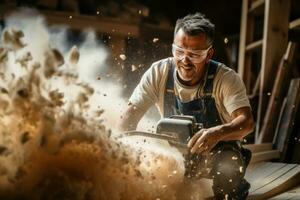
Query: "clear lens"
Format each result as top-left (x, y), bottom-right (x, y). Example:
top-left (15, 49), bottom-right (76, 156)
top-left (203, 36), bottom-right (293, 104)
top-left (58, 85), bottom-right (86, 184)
top-left (172, 44), bottom-right (211, 63)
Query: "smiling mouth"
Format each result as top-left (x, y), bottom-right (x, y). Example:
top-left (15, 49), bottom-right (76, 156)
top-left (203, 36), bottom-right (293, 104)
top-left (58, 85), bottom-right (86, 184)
top-left (180, 65), bottom-right (193, 70)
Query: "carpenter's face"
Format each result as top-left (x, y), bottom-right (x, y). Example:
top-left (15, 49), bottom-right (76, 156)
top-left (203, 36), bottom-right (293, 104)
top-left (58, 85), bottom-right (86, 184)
top-left (173, 29), bottom-right (213, 86)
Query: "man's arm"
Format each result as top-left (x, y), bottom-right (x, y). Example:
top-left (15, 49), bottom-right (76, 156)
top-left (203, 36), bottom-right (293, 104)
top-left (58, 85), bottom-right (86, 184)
top-left (220, 106), bottom-right (254, 140)
top-left (118, 104), bottom-right (146, 131)
top-left (188, 106), bottom-right (254, 154)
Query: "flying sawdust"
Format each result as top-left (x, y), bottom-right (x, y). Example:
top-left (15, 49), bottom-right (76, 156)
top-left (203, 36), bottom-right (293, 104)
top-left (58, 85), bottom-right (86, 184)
top-left (0, 11), bottom-right (208, 200)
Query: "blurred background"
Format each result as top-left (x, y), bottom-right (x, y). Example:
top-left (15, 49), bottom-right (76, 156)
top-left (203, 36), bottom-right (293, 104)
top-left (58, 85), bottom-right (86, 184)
top-left (0, 0), bottom-right (300, 162)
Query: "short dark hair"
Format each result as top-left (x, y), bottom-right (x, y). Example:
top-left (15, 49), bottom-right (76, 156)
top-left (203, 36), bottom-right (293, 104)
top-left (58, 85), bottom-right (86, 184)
top-left (174, 12), bottom-right (215, 46)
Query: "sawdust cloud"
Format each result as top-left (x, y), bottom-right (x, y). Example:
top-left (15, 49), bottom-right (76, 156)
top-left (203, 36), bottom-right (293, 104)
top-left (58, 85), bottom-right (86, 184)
top-left (0, 9), bottom-right (208, 200)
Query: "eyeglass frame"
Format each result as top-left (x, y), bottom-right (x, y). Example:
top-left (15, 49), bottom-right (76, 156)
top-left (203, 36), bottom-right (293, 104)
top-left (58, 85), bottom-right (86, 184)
top-left (172, 43), bottom-right (212, 64)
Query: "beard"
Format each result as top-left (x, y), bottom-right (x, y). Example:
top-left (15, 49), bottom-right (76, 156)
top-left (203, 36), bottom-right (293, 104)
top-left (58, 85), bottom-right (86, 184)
top-left (175, 59), bottom-right (207, 86)
top-left (177, 63), bottom-right (196, 82)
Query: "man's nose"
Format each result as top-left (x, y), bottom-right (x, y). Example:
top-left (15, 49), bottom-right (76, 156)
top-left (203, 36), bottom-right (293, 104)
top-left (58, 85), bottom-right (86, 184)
top-left (181, 55), bottom-right (192, 65)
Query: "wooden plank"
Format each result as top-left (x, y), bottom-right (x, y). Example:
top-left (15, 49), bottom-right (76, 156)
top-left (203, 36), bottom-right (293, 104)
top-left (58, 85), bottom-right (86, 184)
top-left (256, 0), bottom-right (290, 141)
top-left (249, 165), bottom-right (300, 200)
top-left (2, 10), bottom-right (173, 40)
top-left (273, 79), bottom-right (300, 161)
top-left (238, 0), bottom-right (250, 82)
top-left (273, 97), bottom-right (287, 144)
top-left (250, 150), bottom-right (280, 164)
top-left (246, 39), bottom-right (263, 52)
top-left (203, 162), bottom-right (282, 199)
top-left (238, 0), bottom-right (256, 92)
top-left (37, 0), bottom-right (59, 10)
top-left (244, 143), bottom-right (272, 153)
top-left (246, 162), bottom-right (286, 184)
top-left (289, 18), bottom-right (300, 30)
top-left (205, 162), bottom-right (300, 200)
top-left (250, 163), bottom-right (297, 193)
top-left (248, 0), bottom-right (265, 16)
top-left (249, 164), bottom-right (296, 193)
top-left (248, 70), bottom-right (261, 99)
top-left (2, 10), bottom-right (140, 37)
top-left (43, 11), bottom-right (140, 37)
top-left (270, 185), bottom-right (300, 200)
top-left (258, 42), bottom-right (297, 143)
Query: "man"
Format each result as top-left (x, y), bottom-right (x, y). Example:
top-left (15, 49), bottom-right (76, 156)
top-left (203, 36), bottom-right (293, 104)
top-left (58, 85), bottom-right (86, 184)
top-left (119, 13), bottom-right (254, 200)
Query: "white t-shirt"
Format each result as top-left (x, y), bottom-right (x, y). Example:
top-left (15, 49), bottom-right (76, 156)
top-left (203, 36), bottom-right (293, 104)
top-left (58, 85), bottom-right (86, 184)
top-left (129, 57), bottom-right (251, 123)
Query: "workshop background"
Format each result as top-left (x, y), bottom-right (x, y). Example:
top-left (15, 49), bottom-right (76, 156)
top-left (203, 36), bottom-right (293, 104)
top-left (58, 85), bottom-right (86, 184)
top-left (0, 0), bottom-right (300, 199)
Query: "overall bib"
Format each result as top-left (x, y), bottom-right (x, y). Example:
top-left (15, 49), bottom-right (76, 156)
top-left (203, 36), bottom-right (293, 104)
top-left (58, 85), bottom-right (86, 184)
top-left (163, 59), bottom-right (252, 200)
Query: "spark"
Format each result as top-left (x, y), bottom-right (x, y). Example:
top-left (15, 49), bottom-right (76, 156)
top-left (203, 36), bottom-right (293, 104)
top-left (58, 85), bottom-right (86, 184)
top-left (153, 38), bottom-right (159, 43)
top-left (131, 64), bottom-right (138, 71)
top-left (224, 37), bottom-right (229, 44)
top-left (232, 156), bottom-right (238, 160)
top-left (119, 54), bottom-right (126, 60)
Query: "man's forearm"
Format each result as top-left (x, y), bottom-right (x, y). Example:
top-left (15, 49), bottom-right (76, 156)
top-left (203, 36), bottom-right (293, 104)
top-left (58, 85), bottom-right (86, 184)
top-left (213, 106), bottom-right (255, 141)
top-left (216, 114), bottom-right (254, 141)
top-left (118, 105), bottom-right (144, 132)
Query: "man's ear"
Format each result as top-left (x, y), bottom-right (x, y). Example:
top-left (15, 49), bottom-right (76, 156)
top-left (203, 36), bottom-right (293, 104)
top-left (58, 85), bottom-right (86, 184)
top-left (205, 48), bottom-right (214, 64)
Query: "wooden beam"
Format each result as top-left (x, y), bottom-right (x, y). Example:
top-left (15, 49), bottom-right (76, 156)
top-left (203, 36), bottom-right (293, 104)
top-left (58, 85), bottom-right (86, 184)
top-left (41, 11), bottom-right (140, 37)
top-left (250, 150), bottom-right (280, 164)
top-left (256, 0), bottom-right (290, 141)
top-left (270, 185), bottom-right (300, 199)
top-left (249, 165), bottom-right (300, 200)
top-left (1, 10), bottom-right (173, 40)
top-left (244, 143), bottom-right (272, 153)
top-left (273, 78), bottom-right (300, 161)
top-left (245, 39), bottom-right (263, 52)
top-left (238, 0), bottom-right (250, 82)
top-left (248, 70), bottom-right (261, 99)
top-left (238, 0), bottom-right (256, 93)
top-left (248, 0), bottom-right (265, 16)
top-left (258, 42), bottom-right (296, 143)
top-left (289, 18), bottom-right (300, 30)
top-left (1, 10), bottom-right (141, 37)
top-left (249, 163), bottom-right (296, 193)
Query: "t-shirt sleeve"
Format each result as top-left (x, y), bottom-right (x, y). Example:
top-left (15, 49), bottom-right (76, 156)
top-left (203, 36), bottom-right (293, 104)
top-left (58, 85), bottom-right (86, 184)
top-left (220, 70), bottom-right (251, 115)
top-left (128, 62), bottom-right (161, 113)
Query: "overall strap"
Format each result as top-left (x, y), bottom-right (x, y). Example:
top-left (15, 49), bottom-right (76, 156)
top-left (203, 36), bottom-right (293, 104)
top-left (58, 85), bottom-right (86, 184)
top-left (203, 60), bottom-right (219, 96)
top-left (163, 59), bottom-right (176, 117)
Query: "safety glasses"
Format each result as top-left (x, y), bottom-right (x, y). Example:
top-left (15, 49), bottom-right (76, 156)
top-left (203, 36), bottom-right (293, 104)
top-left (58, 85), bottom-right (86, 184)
top-left (172, 44), bottom-right (212, 63)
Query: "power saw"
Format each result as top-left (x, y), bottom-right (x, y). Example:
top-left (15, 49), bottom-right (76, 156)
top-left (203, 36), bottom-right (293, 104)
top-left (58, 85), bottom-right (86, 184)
top-left (124, 115), bottom-right (203, 154)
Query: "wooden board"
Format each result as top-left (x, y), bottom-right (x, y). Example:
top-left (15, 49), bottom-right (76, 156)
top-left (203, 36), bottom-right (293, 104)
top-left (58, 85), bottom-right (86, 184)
top-left (244, 143), bottom-right (272, 153)
top-left (273, 79), bottom-right (300, 161)
top-left (249, 164), bottom-right (296, 193)
top-left (270, 185), bottom-right (300, 200)
top-left (258, 42), bottom-right (296, 143)
top-left (250, 150), bottom-right (280, 164)
top-left (203, 149), bottom-right (297, 199)
top-left (205, 162), bottom-right (300, 199)
top-left (245, 162), bottom-right (287, 184)
top-left (289, 18), bottom-right (300, 29)
top-left (248, 164), bottom-right (300, 199)
top-left (238, 0), bottom-right (254, 92)
top-left (248, 0), bottom-right (265, 16)
top-left (256, 0), bottom-right (290, 140)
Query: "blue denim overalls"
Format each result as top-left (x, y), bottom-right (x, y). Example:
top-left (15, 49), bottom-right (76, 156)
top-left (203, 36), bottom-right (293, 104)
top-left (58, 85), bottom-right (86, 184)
top-left (163, 59), bottom-right (251, 200)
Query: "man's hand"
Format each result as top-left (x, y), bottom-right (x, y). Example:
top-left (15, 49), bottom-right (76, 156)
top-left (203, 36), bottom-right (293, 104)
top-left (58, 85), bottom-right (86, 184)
top-left (187, 107), bottom-right (254, 155)
top-left (187, 127), bottom-right (223, 155)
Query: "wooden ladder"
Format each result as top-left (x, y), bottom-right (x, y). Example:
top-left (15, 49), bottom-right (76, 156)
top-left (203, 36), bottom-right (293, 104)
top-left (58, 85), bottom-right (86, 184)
top-left (238, 0), bottom-right (290, 142)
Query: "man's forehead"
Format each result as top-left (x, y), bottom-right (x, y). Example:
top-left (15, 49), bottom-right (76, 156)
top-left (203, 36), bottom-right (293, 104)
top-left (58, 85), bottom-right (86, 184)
top-left (174, 29), bottom-right (208, 49)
